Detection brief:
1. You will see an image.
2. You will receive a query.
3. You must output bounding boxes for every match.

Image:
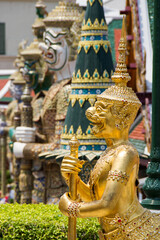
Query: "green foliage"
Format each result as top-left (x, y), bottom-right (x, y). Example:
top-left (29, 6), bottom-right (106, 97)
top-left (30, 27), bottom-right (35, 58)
top-left (0, 204), bottom-right (100, 240)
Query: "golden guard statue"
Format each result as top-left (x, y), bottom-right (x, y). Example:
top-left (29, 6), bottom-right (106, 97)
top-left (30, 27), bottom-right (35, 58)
top-left (59, 18), bottom-right (160, 239)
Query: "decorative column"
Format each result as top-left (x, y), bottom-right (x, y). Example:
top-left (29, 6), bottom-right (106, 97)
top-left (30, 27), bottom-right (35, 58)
top-left (141, 0), bottom-right (160, 209)
top-left (19, 84), bottom-right (33, 203)
top-left (0, 110), bottom-right (7, 197)
top-left (11, 72), bottom-right (26, 203)
top-left (13, 107), bottom-right (21, 203)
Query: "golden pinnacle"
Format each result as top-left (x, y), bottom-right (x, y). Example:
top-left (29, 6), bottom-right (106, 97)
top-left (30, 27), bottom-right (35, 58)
top-left (111, 16), bottom-right (131, 87)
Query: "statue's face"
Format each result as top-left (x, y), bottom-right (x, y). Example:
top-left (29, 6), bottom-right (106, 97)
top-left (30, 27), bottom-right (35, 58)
top-left (86, 100), bottom-right (115, 138)
top-left (39, 29), bottom-right (69, 72)
top-left (22, 59), bottom-right (39, 89)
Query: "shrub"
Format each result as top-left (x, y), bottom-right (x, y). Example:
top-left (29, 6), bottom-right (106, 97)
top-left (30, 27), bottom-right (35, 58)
top-left (0, 204), bottom-right (100, 239)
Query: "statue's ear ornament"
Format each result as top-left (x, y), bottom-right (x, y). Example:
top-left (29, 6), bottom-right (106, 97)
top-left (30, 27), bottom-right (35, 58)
top-left (97, 17), bottom-right (141, 127)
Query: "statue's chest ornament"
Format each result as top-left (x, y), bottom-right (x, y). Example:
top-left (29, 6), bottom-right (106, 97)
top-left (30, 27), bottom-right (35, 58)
top-left (89, 148), bottom-right (114, 200)
top-left (89, 144), bottom-right (132, 200)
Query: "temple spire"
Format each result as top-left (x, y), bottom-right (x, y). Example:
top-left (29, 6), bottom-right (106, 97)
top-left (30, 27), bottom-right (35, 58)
top-left (61, 0), bottom-right (114, 152)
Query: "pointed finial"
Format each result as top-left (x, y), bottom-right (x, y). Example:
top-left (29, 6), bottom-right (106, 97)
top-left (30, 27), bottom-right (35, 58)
top-left (121, 16), bottom-right (126, 39)
top-left (69, 134), bottom-right (80, 149)
top-left (36, 0), bottom-right (46, 8)
top-left (111, 16), bottom-right (131, 87)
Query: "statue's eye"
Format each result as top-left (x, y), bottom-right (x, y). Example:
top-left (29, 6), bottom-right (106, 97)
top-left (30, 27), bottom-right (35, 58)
top-left (56, 42), bottom-right (62, 46)
top-left (45, 39), bottom-right (50, 47)
top-left (96, 107), bottom-right (102, 113)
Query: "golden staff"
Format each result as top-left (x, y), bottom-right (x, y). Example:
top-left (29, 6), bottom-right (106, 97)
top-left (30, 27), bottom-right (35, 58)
top-left (68, 135), bottom-right (80, 240)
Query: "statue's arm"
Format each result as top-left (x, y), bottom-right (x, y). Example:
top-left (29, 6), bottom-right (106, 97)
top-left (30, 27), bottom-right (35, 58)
top-left (59, 148), bottom-right (138, 218)
top-left (23, 142), bottom-right (56, 159)
top-left (13, 142), bottom-right (56, 159)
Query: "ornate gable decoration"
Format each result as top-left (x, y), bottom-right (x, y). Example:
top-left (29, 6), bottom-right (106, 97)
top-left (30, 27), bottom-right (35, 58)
top-left (82, 18), bottom-right (107, 31)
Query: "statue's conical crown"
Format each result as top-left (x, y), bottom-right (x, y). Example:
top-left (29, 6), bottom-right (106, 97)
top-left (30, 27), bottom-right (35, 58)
top-left (32, 0), bottom-right (46, 36)
top-left (43, 0), bottom-right (82, 28)
top-left (35, 0), bottom-right (46, 9)
top-left (21, 0), bottom-right (46, 59)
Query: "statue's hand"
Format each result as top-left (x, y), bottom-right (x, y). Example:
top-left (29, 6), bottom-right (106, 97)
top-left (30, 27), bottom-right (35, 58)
top-left (13, 142), bottom-right (27, 158)
top-left (61, 156), bottom-right (85, 183)
top-left (15, 126), bottom-right (36, 143)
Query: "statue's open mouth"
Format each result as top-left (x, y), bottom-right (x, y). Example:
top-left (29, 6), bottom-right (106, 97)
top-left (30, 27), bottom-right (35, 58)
top-left (46, 52), bottom-right (53, 59)
top-left (91, 122), bottom-right (104, 134)
top-left (45, 51), bottom-right (56, 65)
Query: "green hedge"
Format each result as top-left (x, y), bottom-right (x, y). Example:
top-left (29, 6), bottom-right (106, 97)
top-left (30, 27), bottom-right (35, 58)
top-left (0, 204), bottom-right (100, 239)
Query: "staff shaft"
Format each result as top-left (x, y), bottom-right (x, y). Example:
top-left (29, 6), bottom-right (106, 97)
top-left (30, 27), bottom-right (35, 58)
top-left (68, 137), bottom-right (79, 240)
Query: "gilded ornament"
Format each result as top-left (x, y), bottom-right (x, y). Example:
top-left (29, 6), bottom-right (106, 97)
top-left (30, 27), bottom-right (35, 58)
top-left (72, 69), bottom-right (111, 84)
top-left (71, 83), bottom-right (112, 89)
top-left (78, 40), bottom-right (110, 54)
top-left (68, 202), bottom-right (81, 217)
top-left (69, 94), bottom-right (97, 107)
top-left (107, 170), bottom-right (129, 185)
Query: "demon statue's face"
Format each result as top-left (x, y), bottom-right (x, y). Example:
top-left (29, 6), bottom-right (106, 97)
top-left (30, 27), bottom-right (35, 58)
top-left (21, 53), bottom-right (48, 92)
top-left (22, 58), bottom-right (39, 89)
top-left (86, 101), bottom-right (114, 139)
top-left (39, 29), bottom-right (69, 72)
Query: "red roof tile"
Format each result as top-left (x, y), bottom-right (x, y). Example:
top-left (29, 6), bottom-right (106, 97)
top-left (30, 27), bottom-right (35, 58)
top-left (114, 29), bottom-right (122, 62)
top-left (129, 120), bottom-right (145, 141)
top-left (0, 78), bottom-right (35, 100)
top-left (0, 78), bottom-right (11, 98)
